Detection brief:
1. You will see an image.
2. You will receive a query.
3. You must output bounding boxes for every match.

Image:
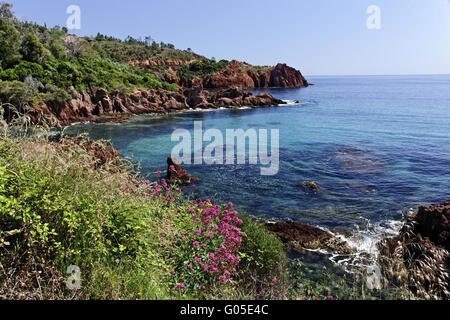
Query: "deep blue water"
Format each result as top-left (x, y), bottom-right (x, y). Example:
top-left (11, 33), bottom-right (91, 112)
top-left (67, 75), bottom-right (450, 250)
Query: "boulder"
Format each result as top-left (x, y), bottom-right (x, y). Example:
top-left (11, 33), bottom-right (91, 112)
top-left (167, 157), bottom-right (199, 184)
top-left (265, 221), bottom-right (354, 254)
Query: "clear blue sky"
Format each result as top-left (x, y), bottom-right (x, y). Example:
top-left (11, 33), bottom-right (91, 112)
top-left (7, 0), bottom-right (450, 75)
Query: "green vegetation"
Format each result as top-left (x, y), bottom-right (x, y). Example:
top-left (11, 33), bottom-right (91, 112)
top-left (0, 3), bottom-right (178, 111)
top-left (176, 59), bottom-right (230, 80)
top-left (93, 34), bottom-right (200, 63)
top-left (0, 119), bottom-right (287, 299)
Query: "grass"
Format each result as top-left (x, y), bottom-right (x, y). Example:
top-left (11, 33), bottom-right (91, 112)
top-left (0, 121), bottom-right (287, 300)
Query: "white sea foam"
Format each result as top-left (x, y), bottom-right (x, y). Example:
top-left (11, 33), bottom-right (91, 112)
top-left (302, 216), bottom-right (406, 289)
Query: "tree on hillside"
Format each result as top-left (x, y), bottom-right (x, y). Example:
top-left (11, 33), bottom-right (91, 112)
top-left (0, 16), bottom-right (21, 68)
top-left (0, 2), bottom-right (14, 20)
top-left (20, 32), bottom-right (45, 63)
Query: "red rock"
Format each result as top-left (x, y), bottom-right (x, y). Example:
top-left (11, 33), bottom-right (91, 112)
top-left (167, 157), bottom-right (198, 184)
top-left (29, 86), bottom-right (286, 126)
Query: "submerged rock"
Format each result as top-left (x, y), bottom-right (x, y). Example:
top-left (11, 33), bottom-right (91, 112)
top-left (378, 200), bottom-right (450, 299)
top-left (301, 181), bottom-right (321, 193)
top-left (265, 220), bottom-right (355, 255)
top-left (332, 148), bottom-right (384, 173)
top-left (167, 157), bottom-right (199, 184)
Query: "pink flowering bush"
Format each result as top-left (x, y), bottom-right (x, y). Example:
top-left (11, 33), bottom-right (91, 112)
top-left (168, 199), bottom-right (245, 295)
top-left (131, 170), bottom-right (287, 298)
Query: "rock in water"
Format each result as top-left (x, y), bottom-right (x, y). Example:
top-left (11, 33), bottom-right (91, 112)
top-left (167, 157), bottom-right (199, 184)
top-left (265, 220), bottom-right (354, 254)
top-left (302, 181), bottom-right (321, 192)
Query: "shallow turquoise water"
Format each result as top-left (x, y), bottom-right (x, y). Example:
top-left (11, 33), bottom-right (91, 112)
top-left (67, 75), bottom-right (450, 245)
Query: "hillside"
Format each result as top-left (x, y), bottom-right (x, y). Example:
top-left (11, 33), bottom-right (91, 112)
top-left (0, 2), bottom-right (307, 126)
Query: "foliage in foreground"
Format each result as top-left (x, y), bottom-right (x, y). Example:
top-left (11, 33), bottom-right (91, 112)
top-left (0, 131), bottom-right (286, 299)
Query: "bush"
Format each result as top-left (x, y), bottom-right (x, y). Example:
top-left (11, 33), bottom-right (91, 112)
top-left (20, 32), bottom-right (45, 63)
top-left (177, 59), bottom-right (229, 80)
top-left (236, 215), bottom-right (287, 298)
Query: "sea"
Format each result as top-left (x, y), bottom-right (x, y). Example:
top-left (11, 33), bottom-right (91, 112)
top-left (66, 75), bottom-right (450, 290)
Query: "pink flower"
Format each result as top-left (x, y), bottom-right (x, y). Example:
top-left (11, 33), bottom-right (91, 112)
top-left (177, 283), bottom-right (184, 289)
top-left (328, 296), bottom-right (334, 300)
top-left (227, 202), bottom-right (233, 208)
top-left (170, 269), bottom-right (175, 275)
top-left (193, 241), bottom-right (200, 248)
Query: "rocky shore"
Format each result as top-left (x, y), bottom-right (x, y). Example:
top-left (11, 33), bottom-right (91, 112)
top-left (29, 87), bottom-right (285, 126)
top-left (378, 200), bottom-right (450, 299)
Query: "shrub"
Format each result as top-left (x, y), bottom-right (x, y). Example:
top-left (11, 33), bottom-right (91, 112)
top-left (236, 215), bottom-right (287, 298)
top-left (177, 59), bottom-right (229, 80)
top-left (20, 32), bottom-right (45, 63)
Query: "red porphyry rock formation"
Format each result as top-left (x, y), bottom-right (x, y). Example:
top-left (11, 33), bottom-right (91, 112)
top-left (207, 61), bottom-right (309, 89)
top-left (134, 59), bottom-right (309, 89)
top-left (28, 87), bottom-right (285, 126)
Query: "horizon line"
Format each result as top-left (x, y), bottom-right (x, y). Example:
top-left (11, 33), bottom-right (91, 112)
top-left (304, 73), bottom-right (450, 77)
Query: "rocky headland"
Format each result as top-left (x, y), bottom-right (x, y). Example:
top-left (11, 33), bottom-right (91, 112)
top-left (132, 59), bottom-right (309, 89)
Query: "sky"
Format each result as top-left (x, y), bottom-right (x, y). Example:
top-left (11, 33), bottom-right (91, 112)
top-left (6, 0), bottom-right (450, 75)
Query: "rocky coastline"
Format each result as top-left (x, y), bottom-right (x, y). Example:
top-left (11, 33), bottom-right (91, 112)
top-left (29, 86), bottom-right (286, 127)
top-left (378, 200), bottom-right (450, 299)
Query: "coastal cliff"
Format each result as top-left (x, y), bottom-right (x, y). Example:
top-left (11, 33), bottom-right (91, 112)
top-left (138, 59), bottom-right (309, 89)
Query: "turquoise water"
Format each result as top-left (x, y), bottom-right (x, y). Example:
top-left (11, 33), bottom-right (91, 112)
top-left (67, 75), bottom-right (450, 261)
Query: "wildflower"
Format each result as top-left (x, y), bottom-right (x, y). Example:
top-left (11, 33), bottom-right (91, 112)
top-left (170, 269), bottom-right (175, 275)
top-left (177, 283), bottom-right (184, 289)
top-left (227, 202), bottom-right (233, 208)
top-left (328, 296), bottom-right (334, 300)
top-left (193, 241), bottom-right (200, 248)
